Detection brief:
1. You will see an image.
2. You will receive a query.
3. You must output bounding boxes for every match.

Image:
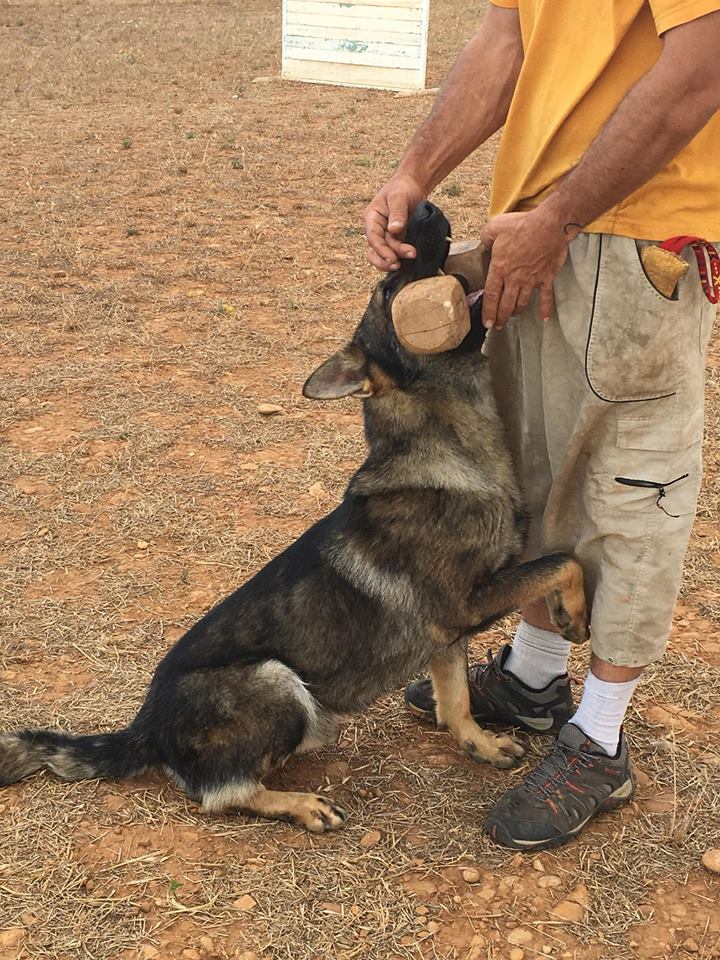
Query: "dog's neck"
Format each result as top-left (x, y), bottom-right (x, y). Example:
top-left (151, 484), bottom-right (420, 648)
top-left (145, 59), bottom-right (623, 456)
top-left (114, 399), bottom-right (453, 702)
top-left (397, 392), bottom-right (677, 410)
top-left (347, 366), bottom-right (519, 501)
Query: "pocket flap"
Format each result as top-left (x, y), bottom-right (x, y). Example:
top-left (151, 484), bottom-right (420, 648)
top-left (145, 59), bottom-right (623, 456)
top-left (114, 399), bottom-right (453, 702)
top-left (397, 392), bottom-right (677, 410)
top-left (617, 409), bottom-right (704, 451)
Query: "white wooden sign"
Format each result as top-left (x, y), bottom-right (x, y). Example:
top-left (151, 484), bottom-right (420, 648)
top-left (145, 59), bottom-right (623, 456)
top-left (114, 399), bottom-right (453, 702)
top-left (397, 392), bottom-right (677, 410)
top-left (282, 0), bottom-right (430, 92)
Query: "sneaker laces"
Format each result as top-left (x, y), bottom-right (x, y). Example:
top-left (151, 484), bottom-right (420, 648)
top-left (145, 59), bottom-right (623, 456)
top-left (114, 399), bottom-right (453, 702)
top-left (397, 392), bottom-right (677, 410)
top-left (468, 649), bottom-right (501, 691)
top-left (522, 742), bottom-right (595, 802)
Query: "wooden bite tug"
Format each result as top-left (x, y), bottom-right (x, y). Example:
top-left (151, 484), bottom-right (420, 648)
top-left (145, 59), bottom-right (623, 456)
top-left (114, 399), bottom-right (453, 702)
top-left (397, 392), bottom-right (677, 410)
top-left (392, 232), bottom-right (488, 355)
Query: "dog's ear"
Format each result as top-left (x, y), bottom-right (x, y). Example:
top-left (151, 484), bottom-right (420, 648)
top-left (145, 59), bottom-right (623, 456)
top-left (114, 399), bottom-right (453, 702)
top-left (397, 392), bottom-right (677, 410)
top-left (302, 343), bottom-right (371, 400)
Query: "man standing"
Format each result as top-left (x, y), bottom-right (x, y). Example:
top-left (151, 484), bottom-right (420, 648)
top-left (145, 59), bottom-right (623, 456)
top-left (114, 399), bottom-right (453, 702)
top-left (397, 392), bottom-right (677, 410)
top-left (364, 1), bottom-right (720, 849)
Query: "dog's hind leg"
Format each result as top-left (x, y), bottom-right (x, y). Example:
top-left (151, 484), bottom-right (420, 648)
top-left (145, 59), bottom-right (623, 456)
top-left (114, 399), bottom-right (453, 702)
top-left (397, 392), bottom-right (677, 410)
top-left (238, 786), bottom-right (347, 833)
top-left (167, 659), bottom-right (346, 832)
top-left (430, 642), bottom-right (525, 769)
top-left (470, 553), bottom-right (588, 644)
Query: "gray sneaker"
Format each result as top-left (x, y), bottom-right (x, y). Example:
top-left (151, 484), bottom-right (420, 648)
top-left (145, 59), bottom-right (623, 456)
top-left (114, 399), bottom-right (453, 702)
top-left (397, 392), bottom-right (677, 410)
top-left (484, 722), bottom-right (635, 850)
top-left (404, 645), bottom-right (574, 735)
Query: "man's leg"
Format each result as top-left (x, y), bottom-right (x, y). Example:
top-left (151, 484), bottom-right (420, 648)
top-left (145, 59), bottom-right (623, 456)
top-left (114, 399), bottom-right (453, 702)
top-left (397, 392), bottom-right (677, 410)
top-left (516, 598), bottom-right (642, 756)
top-left (483, 234), bottom-right (714, 848)
top-left (405, 233), bottom-right (713, 848)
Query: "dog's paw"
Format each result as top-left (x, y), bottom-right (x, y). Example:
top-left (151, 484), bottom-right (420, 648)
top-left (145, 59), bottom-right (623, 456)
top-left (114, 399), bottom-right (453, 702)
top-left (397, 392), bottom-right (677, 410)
top-left (292, 795), bottom-right (348, 833)
top-left (548, 589), bottom-right (589, 645)
top-left (463, 732), bottom-right (525, 770)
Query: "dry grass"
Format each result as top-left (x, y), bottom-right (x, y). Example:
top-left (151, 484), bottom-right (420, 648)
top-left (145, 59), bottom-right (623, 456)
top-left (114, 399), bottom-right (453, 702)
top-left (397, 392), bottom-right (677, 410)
top-left (1, 2), bottom-right (719, 959)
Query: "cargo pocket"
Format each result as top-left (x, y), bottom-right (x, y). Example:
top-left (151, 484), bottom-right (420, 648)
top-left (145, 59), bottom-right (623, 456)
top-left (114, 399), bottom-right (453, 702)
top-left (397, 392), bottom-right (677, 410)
top-left (581, 405), bottom-right (703, 665)
top-left (617, 408), bottom-right (703, 513)
top-left (585, 236), bottom-right (683, 403)
top-left (587, 408), bottom-right (704, 522)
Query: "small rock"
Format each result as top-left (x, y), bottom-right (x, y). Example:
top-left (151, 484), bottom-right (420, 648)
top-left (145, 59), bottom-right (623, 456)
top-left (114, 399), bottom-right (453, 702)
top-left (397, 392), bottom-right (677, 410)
top-left (257, 403), bottom-right (283, 416)
top-left (634, 768), bottom-right (651, 788)
top-left (320, 902), bottom-right (343, 914)
top-left (181, 951), bottom-right (201, 960)
top-left (198, 936), bottom-right (214, 953)
top-left (701, 848), bottom-right (720, 874)
top-left (683, 939), bottom-right (700, 953)
top-left (537, 875), bottom-right (562, 889)
top-left (0, 929), bottom-right (24, 949)
top-left (509, 852), bottom-right (524, 868)
top-left (532, 857), bottom-right (545, 872)
top-left (426, 921), bottom-right (440, 934)
top-left (415, 906), bottom-right (429, 916)
top-left (508, 927), bottom-right (533, 946)
top-left (645, 703), bottom-right (696, 733)
top-left (308, 481), bottom-right (327, 498)
top-left (510, 949), bottom-right (525, 960)
top-left (543, 949), bottom-right (553, 956)
top-left (232, 894), bottom-right (257, 911)
top-left (360, 829), bottom-right (382, 848)
top-left (566, 883), bottom-right (590, 907)
top-left (550, 900), bottom-right (585, 923)
top-left (136, 540), bottom-right (149, 549)
top-left (462, 868), bottom-right (481, 884)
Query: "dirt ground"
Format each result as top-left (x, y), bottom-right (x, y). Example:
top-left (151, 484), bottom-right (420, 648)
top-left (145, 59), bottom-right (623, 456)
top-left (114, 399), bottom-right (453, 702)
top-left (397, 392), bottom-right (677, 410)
top-left (1, 1), bottom-right (719, 959)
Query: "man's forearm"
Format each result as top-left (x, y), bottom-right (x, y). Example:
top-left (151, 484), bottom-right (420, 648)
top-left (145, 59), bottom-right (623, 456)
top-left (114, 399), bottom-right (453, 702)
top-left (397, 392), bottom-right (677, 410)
top-left (397, 7), bottom-right (523, 192)
top-left (539, 16), bottom-right (720, 235)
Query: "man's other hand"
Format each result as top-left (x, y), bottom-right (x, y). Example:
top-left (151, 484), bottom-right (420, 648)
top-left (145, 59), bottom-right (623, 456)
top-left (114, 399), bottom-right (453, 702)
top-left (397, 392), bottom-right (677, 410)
top-left (480, 210), bottom-right (577, 329)
top-left (364, 174), bottom-right (427, 271)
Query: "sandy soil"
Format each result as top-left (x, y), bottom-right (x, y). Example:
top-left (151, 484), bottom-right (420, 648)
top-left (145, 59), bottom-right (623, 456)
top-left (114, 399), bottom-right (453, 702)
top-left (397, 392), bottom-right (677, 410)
top-left (1, 2), bottom-right (719, 959)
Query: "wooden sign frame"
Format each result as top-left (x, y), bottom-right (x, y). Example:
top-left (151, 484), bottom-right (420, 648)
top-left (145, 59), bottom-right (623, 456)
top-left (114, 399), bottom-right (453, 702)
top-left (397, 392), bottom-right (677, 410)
top-left (282, 0), bottom-right (430, 92)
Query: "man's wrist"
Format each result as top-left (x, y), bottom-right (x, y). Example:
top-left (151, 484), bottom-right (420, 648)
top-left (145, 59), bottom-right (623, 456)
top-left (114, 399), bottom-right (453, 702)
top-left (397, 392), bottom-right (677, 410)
top-left (531, 194), bottom-right (583, 241)
top-left (394, 155), bottom-right (438, 195)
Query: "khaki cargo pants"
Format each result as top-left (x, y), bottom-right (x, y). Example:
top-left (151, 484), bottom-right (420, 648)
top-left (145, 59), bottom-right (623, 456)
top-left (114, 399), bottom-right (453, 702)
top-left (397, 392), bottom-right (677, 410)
top-left (486, 233), bottom-right (716, 667)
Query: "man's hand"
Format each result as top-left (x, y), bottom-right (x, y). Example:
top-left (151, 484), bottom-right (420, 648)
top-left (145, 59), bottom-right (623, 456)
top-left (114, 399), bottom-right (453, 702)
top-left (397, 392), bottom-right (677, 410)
top-left (362, 5), bottom-right (523, 274)
top-left (364, 174), bottom-right (426, 271)
top-left (479, 210), bottom-right (577, 329)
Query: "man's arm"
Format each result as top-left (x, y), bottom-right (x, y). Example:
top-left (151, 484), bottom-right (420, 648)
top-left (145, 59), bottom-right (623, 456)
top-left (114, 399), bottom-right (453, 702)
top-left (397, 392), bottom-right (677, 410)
top-left (364, 5), bottom-right (523, 271)
top-left (481, 10), bottom-right (720, 329)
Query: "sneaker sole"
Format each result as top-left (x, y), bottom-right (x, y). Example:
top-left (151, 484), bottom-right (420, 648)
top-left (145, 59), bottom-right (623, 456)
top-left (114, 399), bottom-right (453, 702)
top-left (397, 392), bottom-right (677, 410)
top-left (404, 699), bottom-right (564, 736)
top-left (484, 775), bottom-right (636, 851)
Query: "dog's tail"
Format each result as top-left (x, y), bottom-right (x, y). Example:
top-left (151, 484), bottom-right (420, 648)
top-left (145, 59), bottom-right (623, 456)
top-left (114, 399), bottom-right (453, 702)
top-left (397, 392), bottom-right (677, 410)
top-left (0, 724), bottom-right (152, 786)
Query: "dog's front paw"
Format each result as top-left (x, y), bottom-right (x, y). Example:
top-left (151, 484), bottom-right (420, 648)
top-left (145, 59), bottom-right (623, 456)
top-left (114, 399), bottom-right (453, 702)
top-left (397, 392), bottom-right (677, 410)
top-left (548, 588), bottom-right (589, 645)
top-left (462, 730), bottom-right (525, 770)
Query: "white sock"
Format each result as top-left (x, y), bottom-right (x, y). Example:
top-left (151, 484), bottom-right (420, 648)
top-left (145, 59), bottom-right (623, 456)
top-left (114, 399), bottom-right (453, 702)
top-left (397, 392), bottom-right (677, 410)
top-left (504, 621), bottom-right (572, 690)
top-left (570, 669), bottom-right (640, 756)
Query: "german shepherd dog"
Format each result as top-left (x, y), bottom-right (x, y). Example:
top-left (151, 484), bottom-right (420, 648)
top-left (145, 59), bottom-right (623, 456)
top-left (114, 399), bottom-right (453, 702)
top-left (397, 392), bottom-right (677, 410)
top-left (0, 204), bottom-right (587, 832)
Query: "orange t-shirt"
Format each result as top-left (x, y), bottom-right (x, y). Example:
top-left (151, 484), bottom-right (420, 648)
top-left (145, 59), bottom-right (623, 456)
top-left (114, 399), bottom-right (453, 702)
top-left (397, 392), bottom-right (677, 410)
top-left (488, 0), bottom-right (720, 238)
